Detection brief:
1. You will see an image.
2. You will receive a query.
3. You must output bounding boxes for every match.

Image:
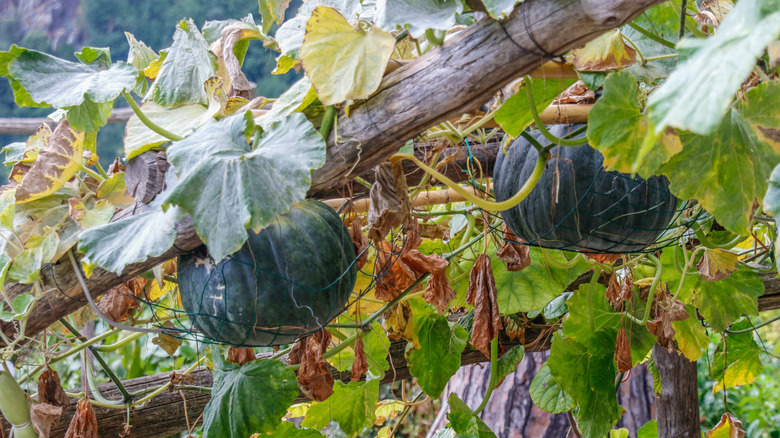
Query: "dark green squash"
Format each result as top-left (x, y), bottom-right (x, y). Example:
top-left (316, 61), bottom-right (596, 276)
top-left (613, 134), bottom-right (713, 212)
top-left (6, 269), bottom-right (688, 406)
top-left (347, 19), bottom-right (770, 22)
top-left (177, 200), bottom-right (358, 346)
top-left (493, 125), bottom-right (679, 253)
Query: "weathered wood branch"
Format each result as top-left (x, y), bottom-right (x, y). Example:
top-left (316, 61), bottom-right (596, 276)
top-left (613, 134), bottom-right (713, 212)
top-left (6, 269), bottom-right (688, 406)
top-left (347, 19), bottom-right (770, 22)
top-left (1, 325), bottom-right (550, 438)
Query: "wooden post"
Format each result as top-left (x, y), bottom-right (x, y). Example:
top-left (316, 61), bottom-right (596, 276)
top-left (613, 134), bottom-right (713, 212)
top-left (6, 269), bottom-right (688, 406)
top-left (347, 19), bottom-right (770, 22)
top-left (652, 345), bottom-right (702, 438)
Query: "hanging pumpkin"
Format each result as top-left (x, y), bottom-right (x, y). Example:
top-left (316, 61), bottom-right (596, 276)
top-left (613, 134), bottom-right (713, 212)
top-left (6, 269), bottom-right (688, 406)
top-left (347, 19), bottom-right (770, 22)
top-left (493, 125), bottom-right (680, 254)
top-left (177, 200), bottom-right (358, 346)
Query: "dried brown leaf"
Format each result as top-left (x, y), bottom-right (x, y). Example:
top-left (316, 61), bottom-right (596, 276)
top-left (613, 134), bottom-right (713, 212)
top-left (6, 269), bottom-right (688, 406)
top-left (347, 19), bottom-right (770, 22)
top-left (648, 293), bottom-right (690, 349)
top-left (615, 327), bottom-right (632, 373)
top-left (619, 276), bottom-right (634, 301)
top-left (583, 252), bottom-right (622, 263)
top-left (351, 338), bottom-right (369, 382)
top-left (64, 397), bottom-right (98, 438)
top-left (350, 218), bottom-right (369, 269)
top-left (367, 161), bottom-right (412, 242)
top-left (31, 402), bottom-right (64, 438)
top-left (217, 25), bottom-right (253, 98)
top-left (96, 285), bottom-right (138, 324)
top-left (168, 371), bottom-right (195, 392)
top-left (466, 254), bottom-right (502, 357)
top-left (373, 241), bottom-right (418, 302)
top-left (605, 272), bottom-right (622, 308)
top-left (572, 29), bottom-right (637, 72)
top-left (501, 315), bottom-right (525, 343)
top-left (552, 80), bottom-right (597, 104)
top-left (423, 270), bottom-right (456, 314)
top-left (106, 157), bottom-right (126, 175)
top-left (38, 365), bottom-right (69, 408)
top-left (227, 347), bottom-right (257, 365)
top-left (496, 225), bottom-right (531, 272)
top-left (295, 330), bottom-right (334, 401)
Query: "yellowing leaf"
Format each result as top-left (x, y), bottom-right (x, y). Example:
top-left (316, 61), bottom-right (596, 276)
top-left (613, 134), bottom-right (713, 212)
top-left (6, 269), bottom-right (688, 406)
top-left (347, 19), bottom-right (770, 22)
top-left (15, 121), bottom-right (85, 203)
top-left (96, 173), bottom-right (135, 208)
top-left (573, 30), bottom-right (637, 72)
top-left (286, 402), bottom-right (311, 418)
top-left (300, 6), bottom-right (395, 105)
top-left (697, 248), bottom-right (739, 281)
top-left (374, 400), bottom-right (404, 426)
top-left (706, 413), bottom-right (746, 438)
top-left (147, 280), bottom-right (177, 301)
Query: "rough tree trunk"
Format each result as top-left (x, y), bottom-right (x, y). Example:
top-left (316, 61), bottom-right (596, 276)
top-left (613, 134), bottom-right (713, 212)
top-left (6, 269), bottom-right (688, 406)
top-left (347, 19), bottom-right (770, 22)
top-left (652, 345), bottom-right (702, 437)
top-left (426, 352), bottom-right (656, 438)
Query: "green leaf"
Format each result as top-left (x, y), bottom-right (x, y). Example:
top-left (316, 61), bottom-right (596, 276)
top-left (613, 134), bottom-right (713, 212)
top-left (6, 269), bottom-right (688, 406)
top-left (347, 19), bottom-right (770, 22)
top-left (266, 421), bottom-right (325, 437)
top-left (125, 32), bottom-right (158, 73)
top-left (637, 420), bottom-right (658, 438)
top-left (493, 345), bottom-right (524, 388)
top-left (494, 77), bottom-right (576, 138)
top-left (542, 292), bottom-right (571, 320)
top-left (375, 0), bottom-right (463, 38)
top-left (163, 112), bottom-right (326, 261)
top-left (95, 173), bottom-right (135, 209)
top-left (255, 77), bottom-right (317, 130)
top-left (680, 267), bottom-right (763, 333)
top-left (148, 19), bottom-right (217, 106)
top-left (299, 7), bottom-right (395, 106)
top-left (123, 101), bottom-right (210, 159)
top-left (74, 46), bottom-right (112, 66)
top-left (646, 0), bottom-right (780, 135)
top-left (529, 363), bottom-right (575, 414)
top-left (739, 80), bottom-right (780, 153)
top-left (79, 173), bottom-right (182, 275)
top-left (671, 305), bottom-right (710, 362)
top-left (0, 190), bottom-right (16, 230)
top-left (646, 356), bottom-right (662, 396)
top-left (3, 47), bottom-right (136, 131)
top-left (0, 293), bottom-right (34, 322)
top-left (659, 109), bottom-right (780, 235)
top-left (480, 0), bottom-right (520, 19)
top-left (259, 0), bottom-right (292, 34)
top-left (763, 161), bottom-right (780, 218)
top-left (710, 320), bottom-right (764, 393)
top-left (301, 379), bottom-right (380, 437)
top-left (406, 313), bottom-right (468, 398)
top-left (548, 333), bottom-right (621, 438)
top-left (493, 247), bottom-right (589, 314)
top-left (363, 321), bottom-right (391, 377)
top-left (202, 354), bottom-right (299, 437)
top-left (68, 199), bottom-right (115, 229)
top-left (609, 429), bottom-right (630, 438)
top-left (586, 71), bottom-right (681, 177)
top-left (7, 247), bottom-right (43, 284)
top-left (446, 394), bottom-right (498, 438)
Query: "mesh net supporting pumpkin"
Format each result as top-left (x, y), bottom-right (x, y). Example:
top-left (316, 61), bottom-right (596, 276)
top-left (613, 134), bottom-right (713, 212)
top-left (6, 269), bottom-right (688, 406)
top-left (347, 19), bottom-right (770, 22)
top-left (177, 200), bottom-right (358, 346)
top-left (493, 125), bottom-right (686, 254)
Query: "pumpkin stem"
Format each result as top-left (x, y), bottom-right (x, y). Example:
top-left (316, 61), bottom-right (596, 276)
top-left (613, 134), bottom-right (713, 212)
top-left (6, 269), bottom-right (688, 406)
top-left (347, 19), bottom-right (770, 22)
top-left (524, 77), bottom-right (589, 147)
top-left (390, 151), bottom-right (547, 212)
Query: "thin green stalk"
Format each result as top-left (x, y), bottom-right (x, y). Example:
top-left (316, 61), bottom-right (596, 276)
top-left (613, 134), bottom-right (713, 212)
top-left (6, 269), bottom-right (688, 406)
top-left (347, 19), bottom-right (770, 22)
top-left (625, 254), bottom-right (662, 325)
top-left (525, 77), bottom-right (588, 147)
top-left (92, 331), bottom-right (145, 352)
top-left (725, 315), bottom-right (780, 334)
top-left (475, 337), bottom-right (499, 414)
top-left (0, 370), bottom-right (37, 438)
top-left (94, 160), bottom-right (110, 179)
top-left (60, 318), bottom-right (132, 402)
top-left (694, 225), bottom-right (745, 249)
top-left (627, 22), bottom-right (676, 49)
top-left (622, 35), bottom-right (645, 65)
top-left (77, 163), bottom-right (104, 182)
top-left (643, 53), bottom-right (679, 63)
top-left (122, 91), bottom-right (184, 142)
top-left (130, 355), bottom-right (207, 407)
top-left (391, 149), bottom-right (547, 212)
top-left (414, 209), bottom-right (471, 217)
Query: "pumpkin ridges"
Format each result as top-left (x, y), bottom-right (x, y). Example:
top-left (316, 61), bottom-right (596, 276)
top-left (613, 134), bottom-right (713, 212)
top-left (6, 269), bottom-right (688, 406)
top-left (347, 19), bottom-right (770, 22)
top-left (494, 125), bottom-right (679, 253)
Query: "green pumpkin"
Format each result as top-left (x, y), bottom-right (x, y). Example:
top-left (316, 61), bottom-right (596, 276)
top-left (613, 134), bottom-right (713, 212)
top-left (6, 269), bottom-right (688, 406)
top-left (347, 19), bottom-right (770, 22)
top-left (178, 200), bottom-right (358, 346)
top-left (493, 125), bottom-right (680, 253)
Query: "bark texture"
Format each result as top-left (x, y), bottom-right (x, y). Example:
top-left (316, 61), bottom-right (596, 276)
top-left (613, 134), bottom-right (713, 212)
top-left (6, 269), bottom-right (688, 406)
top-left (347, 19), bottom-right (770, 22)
top-left (652, 345), bottom-right (702, 438)
top-left (426, 352), bottom-right (656, 438)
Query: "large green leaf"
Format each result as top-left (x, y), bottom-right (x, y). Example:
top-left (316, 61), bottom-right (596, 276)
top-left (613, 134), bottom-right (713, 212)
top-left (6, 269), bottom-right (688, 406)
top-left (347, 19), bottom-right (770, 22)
top-left (406, 313), bottom-right (468, 399)
top-left (78, 173), bottom-right (183, 275)
top-left (148, 19), bottom-right (217, 106)
top-left (1, 46), bottom-right (137, 131)
top-left (658, 108), bottom-right (780, 235)
top-left (671, 305), bottom-right (710, 362)
top-left (548, 333), bottom-right (621, 438)
top-left (529, 363), bottom-right (575, 414)
top-left (646, 0), bottom-right (780, 135)
top-left (587, 71), bottom-right (681, 177)
top-left (494, 77), bottom-right (576, 138)
top-left (299, 7), bottom-right (395, 105)
top-left (375, 0), bottom-right (463, 38)
top-left (446, 394), bottom-right (498, 438)
top-left (710, 320), bottom-right (764, 393)
top-left (201, 354), bottom-right (299, 437)
top-left (163, 112), bottom-right (326, 261)
top-left (301, 379), bottom-right (380, 437)
top-left (492, 247), bottom-right (589, 314)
